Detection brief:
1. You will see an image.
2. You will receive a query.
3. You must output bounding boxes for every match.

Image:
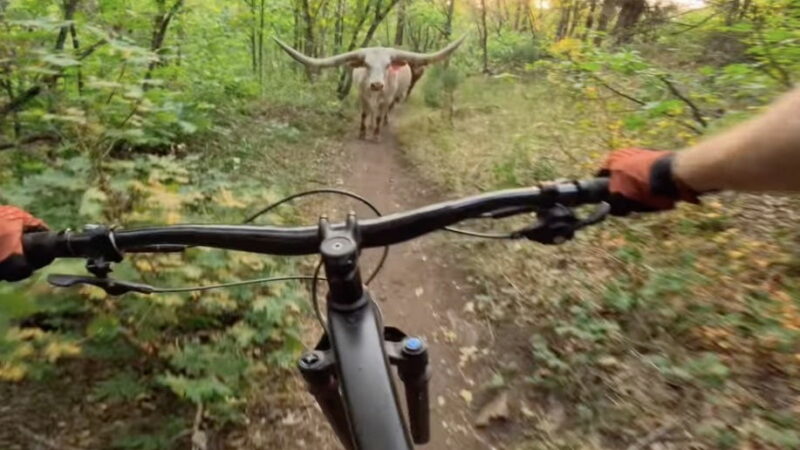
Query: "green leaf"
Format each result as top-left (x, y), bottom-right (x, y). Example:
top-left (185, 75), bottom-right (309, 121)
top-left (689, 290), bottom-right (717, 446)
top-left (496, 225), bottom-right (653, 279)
top-left (159, 373), bottom-right (233, 403)
top-left (87, 315), bottom-right (121, 341)
top-left (79, 187), bottom-right (107, 220)
top-left (578, 62), bottom-right (601, 72)
top-left (93, 372), bottom-right (149, 403)
top-left (41, 54), bottom-right (81, 67)
top-left (178, 120), bottom-right (198, 134)
top-left (622, 114), bottom-right (647, 130)
top-left (645, 99), bottom-right (684, 116)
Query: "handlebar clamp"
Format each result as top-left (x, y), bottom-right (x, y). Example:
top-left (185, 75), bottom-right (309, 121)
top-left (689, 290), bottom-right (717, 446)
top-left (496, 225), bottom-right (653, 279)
top-left (80, 225), bottom-right (124, 278)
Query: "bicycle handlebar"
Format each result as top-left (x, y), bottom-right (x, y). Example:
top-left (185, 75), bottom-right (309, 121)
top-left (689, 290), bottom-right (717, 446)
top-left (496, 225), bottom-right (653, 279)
top-left (23, 178), bottom-right (609, 262)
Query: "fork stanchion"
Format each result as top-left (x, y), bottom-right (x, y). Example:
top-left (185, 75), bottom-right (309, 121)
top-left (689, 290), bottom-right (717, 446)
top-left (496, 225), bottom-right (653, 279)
top-left (298, 350), bottom-right (355, 450)
top-left (397, 337), bottom-right (431, 444)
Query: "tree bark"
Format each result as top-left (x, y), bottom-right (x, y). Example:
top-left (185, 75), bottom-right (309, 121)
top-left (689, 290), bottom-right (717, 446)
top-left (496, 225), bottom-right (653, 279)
top-left (582, 0), bottom-right (597, 40)
top-left (69, 24), bottom-right (83, 93)
top-left (144, 0), bottom-right (184, 88)
top-left (612, 0), bottom-right (645, 43)
top-left (594, 0), bottom-right (617, 45)
top-left (258, 0), bottom-right (265, 85)
top-left (336, 0), bottom-right (402, 98)
top-left (479, 0), bottom-right (489, 74)
top-left (443, 0), bottom-right (455, 40)
top-left (394, 0), bottom-right (406, 45)
top-left (334, 0), bottom-right (345, 52)
top-left (524, 0), bottom-right (537, 39)
top-left (556, 0), bottom-right (573, 40)
top-left (567, 0), bottom-right (582, 36)
top-left (55, 0), bottom-right (80, 52)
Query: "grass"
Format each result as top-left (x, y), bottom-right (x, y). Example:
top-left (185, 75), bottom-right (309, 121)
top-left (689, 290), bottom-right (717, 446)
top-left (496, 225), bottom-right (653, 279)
top-left (396, 74), bottom-right (800, 449)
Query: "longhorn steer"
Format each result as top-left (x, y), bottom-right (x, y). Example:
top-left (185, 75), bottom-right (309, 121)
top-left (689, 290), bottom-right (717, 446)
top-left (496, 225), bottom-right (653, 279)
top-left (352, 63), bottom-right (411, 136)
top-left (273, 36), bottom-right (465, 140)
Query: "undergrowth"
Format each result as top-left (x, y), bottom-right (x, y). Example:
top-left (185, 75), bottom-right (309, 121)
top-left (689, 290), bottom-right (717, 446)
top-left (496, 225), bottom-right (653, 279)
top-left (397, 74), bottom-right (800, 449)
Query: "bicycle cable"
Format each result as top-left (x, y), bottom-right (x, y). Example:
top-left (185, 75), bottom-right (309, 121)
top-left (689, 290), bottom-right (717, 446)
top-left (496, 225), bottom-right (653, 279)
top-left (443, 226), bottom-right (514, 239)
top-left (143, 275), bottom-right (325, 293)
top-left (244, 188), bottom-right (389, 331)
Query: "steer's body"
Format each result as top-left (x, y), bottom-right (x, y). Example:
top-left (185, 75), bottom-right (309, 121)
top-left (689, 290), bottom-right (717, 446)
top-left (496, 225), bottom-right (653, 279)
top-left (353, 64), bottom-right (412, 138)
top-left (273, 36), bottom-right (465, 141)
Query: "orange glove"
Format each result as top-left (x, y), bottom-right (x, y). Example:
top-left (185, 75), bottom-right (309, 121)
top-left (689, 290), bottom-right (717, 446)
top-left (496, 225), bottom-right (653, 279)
top-left (599, 148), bottom-right (699, 215)
top-left (0, 206), bottom-right (50, 281)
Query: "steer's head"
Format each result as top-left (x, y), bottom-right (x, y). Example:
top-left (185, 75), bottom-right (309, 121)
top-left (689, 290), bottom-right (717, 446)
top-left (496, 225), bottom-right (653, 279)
top-left (272, 36), bottom-right (467, 92)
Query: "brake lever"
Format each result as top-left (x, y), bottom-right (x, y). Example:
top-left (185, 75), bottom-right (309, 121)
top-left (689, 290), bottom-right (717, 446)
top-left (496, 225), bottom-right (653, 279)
top-left (47, 274), bottom-right (156, 296)
top-left (511, 202), bottom-right (610, 245)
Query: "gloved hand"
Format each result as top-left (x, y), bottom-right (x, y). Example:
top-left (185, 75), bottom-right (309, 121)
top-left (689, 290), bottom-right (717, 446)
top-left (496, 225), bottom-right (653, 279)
top-left (598, 148), bottom-right (700, 215)
top-left (0, 206), bottom-right (50, 281)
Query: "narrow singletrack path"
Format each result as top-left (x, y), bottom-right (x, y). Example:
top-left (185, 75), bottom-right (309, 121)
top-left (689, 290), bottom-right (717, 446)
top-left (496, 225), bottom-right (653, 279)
top-left (317, 130), bottom-right (491, 449)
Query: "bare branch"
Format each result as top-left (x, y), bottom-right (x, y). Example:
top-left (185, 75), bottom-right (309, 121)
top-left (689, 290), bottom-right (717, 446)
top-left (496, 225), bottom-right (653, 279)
top-left (657, 74), bottom-right (707, 128)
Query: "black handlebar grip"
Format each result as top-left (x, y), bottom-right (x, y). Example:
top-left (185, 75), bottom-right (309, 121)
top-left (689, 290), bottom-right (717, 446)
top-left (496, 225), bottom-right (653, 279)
top-left (398, 337), bottom-right (431, 444)
top-left (577, 177), bottom-right (610, 203)
top-left (22, 231), bottom-right (62, 268)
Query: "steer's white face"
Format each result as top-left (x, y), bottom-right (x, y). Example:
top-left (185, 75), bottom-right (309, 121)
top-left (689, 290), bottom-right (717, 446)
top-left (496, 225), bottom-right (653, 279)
top-left (356, 48), bottom-right (405, 92)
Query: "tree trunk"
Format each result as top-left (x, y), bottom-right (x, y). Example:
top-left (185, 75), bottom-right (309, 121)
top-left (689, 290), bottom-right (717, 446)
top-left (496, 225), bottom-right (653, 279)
top-left (258, 0), bottom-right (265, 86)
top-left (725, 0), bottom-right (740, 25)
top-left (69, 24), bottom-right (83, 93)
top-left (612, 0), bottom-right (645, 43)
top-left (51, 0), bottom-right (80, 89)
top-left (394, 0), bottom-right (406, 45)
top-left (334, 0), bottom-right (345, 52)
top-left (594, 0), bottom-right (617, 45)
top-left (301, 0), bottom-right (315, 56)
top-left (55, 0), bottom-right (80, 52)
top-left (443, 0), bottom-right (455, 40)
top-left (336, 0), bottom-right (402, 98)
top-left (581, 0), bottom-right (598, 40)
top-left (479, 0), bottom-right (489, 74)
top-left (556, 0), bottom-right (573, 40)
top-left (524, 0), bottom-right (537, 39)
top-left (567, 0), bottom-right (581, 36)
top-left (144, 0), bottom-right (184, 88)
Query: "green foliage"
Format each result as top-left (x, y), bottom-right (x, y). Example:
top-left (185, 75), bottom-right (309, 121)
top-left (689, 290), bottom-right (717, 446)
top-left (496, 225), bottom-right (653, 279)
top-left (111, 417), bottom-right (187, 450)
top-left (1, 151), bottom-right (308, 429)
top-left (92, 371), bottom-right (150, 404)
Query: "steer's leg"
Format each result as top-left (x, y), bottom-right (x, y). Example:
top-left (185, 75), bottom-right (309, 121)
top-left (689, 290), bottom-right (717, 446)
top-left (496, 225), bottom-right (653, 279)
top-left (384, 100), bottom-right (394, 126)
top-left (359, 110), bottom-right (367, 140)
top-left (373, 113), bottom-right (382, 141)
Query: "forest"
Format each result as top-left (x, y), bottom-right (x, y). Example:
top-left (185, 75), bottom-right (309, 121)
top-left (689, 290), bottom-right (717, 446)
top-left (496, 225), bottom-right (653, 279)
top-left (1, 0), bottom-right (799, 448)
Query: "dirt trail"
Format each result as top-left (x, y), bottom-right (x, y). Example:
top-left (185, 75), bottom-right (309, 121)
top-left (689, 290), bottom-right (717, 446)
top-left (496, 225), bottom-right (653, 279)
top-left (321, 132), bottom-right (490, 449)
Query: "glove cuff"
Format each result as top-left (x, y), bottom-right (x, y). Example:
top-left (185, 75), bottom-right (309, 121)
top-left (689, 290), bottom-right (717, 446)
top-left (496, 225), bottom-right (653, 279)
top-left (650, 153), bottom-right (700, 204)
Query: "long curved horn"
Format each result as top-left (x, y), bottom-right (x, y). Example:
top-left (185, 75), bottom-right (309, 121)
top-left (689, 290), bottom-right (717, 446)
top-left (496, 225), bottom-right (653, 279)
top-left (390, 35), bottom-right (467, 65)
top-left (273, 37), bottom-right (364, 68)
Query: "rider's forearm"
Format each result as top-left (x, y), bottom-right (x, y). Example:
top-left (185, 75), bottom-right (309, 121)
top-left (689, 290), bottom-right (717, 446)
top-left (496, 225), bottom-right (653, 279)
top-left (673, 86), bottom-right (800, 193)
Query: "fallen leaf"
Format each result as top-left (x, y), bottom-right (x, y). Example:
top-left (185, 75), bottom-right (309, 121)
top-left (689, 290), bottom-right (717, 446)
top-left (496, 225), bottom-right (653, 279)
top-left (520, 402), bottom-right (535, 418)
top-left (459, 389), bottom-right (473, 405)
top-left (475, 391), bottom-right (510, 427)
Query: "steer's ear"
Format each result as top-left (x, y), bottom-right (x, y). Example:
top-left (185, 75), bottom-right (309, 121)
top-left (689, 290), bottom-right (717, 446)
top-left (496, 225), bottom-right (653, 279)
top-left (390, 61), bottom-right (407, 69)
top-left (348, 60), bottom-right (365, 68)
